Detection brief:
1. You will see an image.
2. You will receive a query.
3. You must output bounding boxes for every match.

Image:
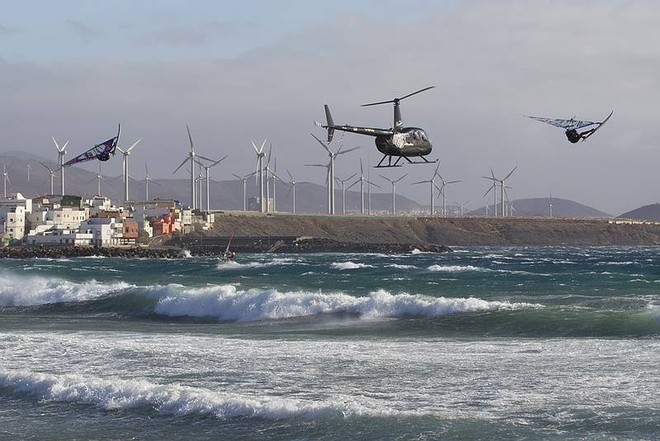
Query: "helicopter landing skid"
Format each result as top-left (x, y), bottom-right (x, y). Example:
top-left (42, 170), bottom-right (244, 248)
top-left (374, 155), bottom-right (437, 168)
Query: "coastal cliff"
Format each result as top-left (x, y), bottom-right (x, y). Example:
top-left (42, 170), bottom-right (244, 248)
top-left (161, 213), bottom-right (660, 253)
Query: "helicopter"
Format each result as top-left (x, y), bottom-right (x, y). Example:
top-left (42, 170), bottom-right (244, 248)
top-left (525, 111), bottom-right (613, 143)
top-left (317, 86), bottom-right (436, 168)
top-left (64, 124), bottom-right (121, 166)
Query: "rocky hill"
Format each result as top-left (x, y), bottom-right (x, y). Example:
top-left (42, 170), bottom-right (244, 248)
top-left (618, 203), bottom-right (660, 221)
top-left (160, 212), bottom-right (660, 252)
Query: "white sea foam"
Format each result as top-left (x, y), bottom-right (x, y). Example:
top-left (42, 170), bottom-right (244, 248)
top-left (331, 261), bottom-right (374, 270)
top-left (0, 370), bottom-right (392, 420)
top-left (152, 285), bottom-right (539, 322)
top-left (0, 273), bottom-right (132, 306)
top-left (387, 264), bottom-right (417, 269)
top-left (427, 264), bottom-right (483, 272)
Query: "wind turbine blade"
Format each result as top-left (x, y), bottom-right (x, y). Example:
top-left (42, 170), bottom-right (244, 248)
top-left (482, 176), bottom-right (497, 182)
top-left (310, 133), bottom-right (332, 154)
top-left (379, 174), bottom-right (392, 183)
top-left (394, 173), bottom-right (408, 183)
top-left (286, 168), bottom-right (294, 181)
top-left (126, 138), bottom-right (143, 153)
top-left (305, 164), bottom-right (328, 168)
top-left (359, 158), bottom-right (364, 176)
top-left (503, 166), bottom-right (518, 181)
top-left (447, 180), bottom-right (461, 185)
top-left (411, 179), bottom-right (428, 185)
top-left (173, 157), bottom-right (189, 174)
top-left (364, 179), bottom-right (381, 188)
top-left (196, 154), bottom-right (215, 163)
top-left (336, 145), bottom-right (360, 156)
top-left (186, 125), bottom-right (194, 151)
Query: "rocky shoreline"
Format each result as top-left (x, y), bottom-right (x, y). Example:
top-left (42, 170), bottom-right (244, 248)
top-left (0, 237), bottom-right (451, 259)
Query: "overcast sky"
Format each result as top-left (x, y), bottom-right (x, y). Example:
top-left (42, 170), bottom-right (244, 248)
top-left (2, 0), bottom-right (659, 215)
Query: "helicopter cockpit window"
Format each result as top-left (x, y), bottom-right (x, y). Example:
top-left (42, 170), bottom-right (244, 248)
top-left (416, 130), bottom-right (427, 141)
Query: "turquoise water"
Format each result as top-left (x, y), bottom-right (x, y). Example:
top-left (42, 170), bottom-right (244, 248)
top-left (1, 247), bottom-right (659, 439)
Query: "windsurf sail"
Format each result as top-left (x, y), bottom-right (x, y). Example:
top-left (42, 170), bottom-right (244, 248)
top-left (64, 125), bottom-right (121, 167)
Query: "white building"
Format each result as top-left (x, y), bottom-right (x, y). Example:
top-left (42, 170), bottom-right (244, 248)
top-left (26, 225), bottom-right (94, 246)
top-left (28, 206), bottom-right (88, 230)
top-left (0, 193), bottom-right (33, 240)
top-left (81, 217), bottom-right (125, 247)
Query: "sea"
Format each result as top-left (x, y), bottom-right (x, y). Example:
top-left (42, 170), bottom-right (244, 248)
top-left (1, 246), bottom-right (658, 440)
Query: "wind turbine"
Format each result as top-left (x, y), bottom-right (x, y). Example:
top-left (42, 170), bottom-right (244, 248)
top-left (483, 169), bottom-right (498, 216)
top-left (335, 172), bottom-right (357, 215)
top-left (51, 137), bottom-right (69, 196)
top-left (40, 162), bottom-right (57, 195)
top-left (2, 165), bottom-right (11, 198)
top-left (380, 173), bottom-right (408, 215)
top-left (411, 162), bottom-right (442, 215)
top-left (196, 155), bottom-right (228, 211)
top-left (346, 158), bottom-right (379, 215)
top-left (304, 161), bottom-right (331, 214)
top-left (144, 163), bottom-right (153, 201)
top-left (285, 168), bottom-right (297, 214)
top-left (250, 139), bottom-right (267, 213)
top-left (311, 133), bottom-right (359, 214)
top-left (95, 162), bottom-right (107, 196)
top-left (116, 137), bottom-right (143, 203)
top-left (437, 173), bottom-right (461, 217)
top-left (173, 125), bottom-right (214, 210)
top-left (482, 167), bottom-right (517, 217)
top-left (232, 171), bottom-right (255, 212)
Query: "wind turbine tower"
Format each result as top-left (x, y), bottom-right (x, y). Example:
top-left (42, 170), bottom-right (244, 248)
top-left (311, 133), bottom-right (359, 214)
top-left (437, 173), bottom-right (461, 216)
top-left (286, 168), bottom-right (297, 214)
top-left (380, 173), bottom-right (408, 215)
top-left (412, 162), bottom-right (441, 215)
top-left (250, 140), bottom-right (267, 212)
top-left (116, 137), bottom-right (143, 202)
top-left (40, 162), bottom-right (57, 195)
top-left (197, 155), bottom-right (227, 211)
top-left (2, 165), bottom-right (11, 198)
top-left (52, 137), bottom-right (68, 196)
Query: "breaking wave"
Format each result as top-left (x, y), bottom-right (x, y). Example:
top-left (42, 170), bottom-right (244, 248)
top-left (0, 370), bottom-right (396, 420)
top-left (331, 262), bottom-right (375, 270)
top-left (0, 273), bottom-right (132, 306)
top-left (153, 286), bottom-right (538, 322)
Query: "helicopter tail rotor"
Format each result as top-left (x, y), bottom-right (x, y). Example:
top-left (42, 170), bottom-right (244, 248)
top-left (322, 105), bottom-right (336, 142)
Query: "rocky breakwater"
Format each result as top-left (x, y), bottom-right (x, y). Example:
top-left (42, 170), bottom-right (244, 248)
top-left (0, 246), bottom-right (185, 259)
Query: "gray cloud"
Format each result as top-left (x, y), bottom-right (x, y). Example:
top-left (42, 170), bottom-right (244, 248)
top-left (65, 20), bottom-right (102, 43)
top-left (2, 1), bottom-right (660, 215)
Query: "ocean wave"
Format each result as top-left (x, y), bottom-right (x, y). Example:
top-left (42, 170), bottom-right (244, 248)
top-left (331, 262), bottom-right (375, 270)
top-left (153, 286), bottom-right (538, 322)
top-left (217, 257), bottom-right (301, 270)
top-left (0, 273), bottom-right (133, 306)
top-left (427, 264), bottom-right (484, 272)
top-left (0, 370), bottom-right (394, 420)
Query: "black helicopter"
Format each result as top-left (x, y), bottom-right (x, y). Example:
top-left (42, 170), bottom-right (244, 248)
top-left (525, 111), bottom-right (613, 143)
top-left (317, 86), bottom-right (436, 168)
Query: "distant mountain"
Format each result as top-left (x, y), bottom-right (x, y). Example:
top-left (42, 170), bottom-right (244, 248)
top-left (618, 203), bottom-right (660, 221)
top-left (469, 197), bottom-right (611, 218)
top-left (0, 151), bottom-right (424, 214)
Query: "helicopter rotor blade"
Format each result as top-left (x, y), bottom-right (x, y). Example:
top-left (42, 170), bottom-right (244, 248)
top-left (398, 85), bottom-right (435, 101)
top-left (361, 86), bottom-right (435, 107)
